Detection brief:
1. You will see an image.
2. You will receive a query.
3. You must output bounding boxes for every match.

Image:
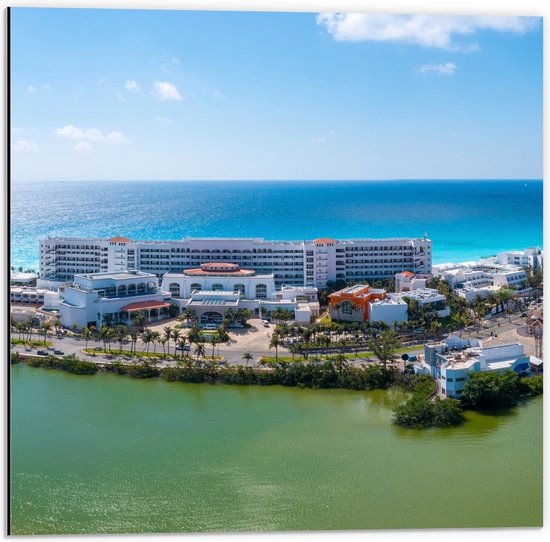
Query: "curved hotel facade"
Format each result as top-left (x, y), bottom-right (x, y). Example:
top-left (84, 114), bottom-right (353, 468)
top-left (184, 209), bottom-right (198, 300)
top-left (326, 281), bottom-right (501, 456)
top-left (39, 235), bottom-right (432, 289)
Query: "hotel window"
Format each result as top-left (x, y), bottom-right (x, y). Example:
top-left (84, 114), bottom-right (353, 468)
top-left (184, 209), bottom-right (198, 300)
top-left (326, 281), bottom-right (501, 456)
top-left (233, 284), bottom-right (245, 295)
top-left (341, 301), bottom-right (354, 315)
top-left (212, 284), bottom-right (224, 291)
top-left (190, 283), bottom-right (202, 292)
top-left (169, 283), bottom-right (181, 297)
top-left (256, 284), bottom-right (267, 299)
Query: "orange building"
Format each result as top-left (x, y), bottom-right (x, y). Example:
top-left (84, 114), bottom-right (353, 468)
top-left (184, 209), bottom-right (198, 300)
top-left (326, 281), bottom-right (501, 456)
top-left (328, 284), bottom-right (387, 322)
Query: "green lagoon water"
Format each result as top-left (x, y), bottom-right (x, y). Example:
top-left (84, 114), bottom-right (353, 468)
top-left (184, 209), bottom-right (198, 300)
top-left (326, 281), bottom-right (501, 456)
top-left (10, 365), bottom-right (543, 534)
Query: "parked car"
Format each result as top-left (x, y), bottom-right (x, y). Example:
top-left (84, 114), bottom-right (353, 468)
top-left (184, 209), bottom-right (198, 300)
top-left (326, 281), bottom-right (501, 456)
top-left (53, 349), bottom-right (64, 355)
top-left (261, 320), bottom-right (270, 327)
top-left (36, 350), bottom-right (48, 356)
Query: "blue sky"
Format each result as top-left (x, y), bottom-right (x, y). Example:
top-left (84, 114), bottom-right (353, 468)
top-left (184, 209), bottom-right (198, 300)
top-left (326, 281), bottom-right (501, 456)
top-left (10, 8), bottom-right (542, 181)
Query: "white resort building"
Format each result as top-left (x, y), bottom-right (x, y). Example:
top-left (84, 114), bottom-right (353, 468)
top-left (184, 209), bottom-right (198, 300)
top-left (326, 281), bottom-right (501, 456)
top-left (433, 260), bottom-right (530, 296)
top-left (58, 271), bottom-right (172, 329)
top-left (39, 235), bottom-right (432, 288)
top-left (416, 336), bottom-right (536, 398)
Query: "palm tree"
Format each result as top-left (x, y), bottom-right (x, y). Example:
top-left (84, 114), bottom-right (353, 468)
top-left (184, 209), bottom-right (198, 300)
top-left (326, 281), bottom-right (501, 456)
top-left (129, 331), bottom-right (138, 356)
top-left (133, 309), bottom-right (147, 331)
top-left (106, 327), bottom-right (116, 353)
top-left (41, 321), bottom-right (53, 345)
top-left (160, 337), bottom-right (168, 357)
top-left (141, 329), bottom-right (154, 355)
top-left (150, 331), bottom-right (161, 354)
top-left (171, 328), bottom-right (181, 356)
top-left (194, 341), bottom-right (206, 360)
top-left (99, 325), bottom-right (110, 352)
top-left (177, 337), bottom-right (188, 359)
top-left (242, 352), bottom-right (253, 367)
top-left (83, 326), bottom-right (93, 353)
top-left (163, 327), bottom-right (172, 355)
top-left (269, 334), bottom-right (281, 362)
top-left (114, 325), bottom-right (127, 353)
top-left (210, 335), bottom-right (219, 359)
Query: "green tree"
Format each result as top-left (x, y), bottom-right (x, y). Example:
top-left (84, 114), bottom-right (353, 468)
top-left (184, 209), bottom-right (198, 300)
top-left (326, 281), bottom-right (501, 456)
top-left (367, 330), bottom-right (402, 369)
top-left (242, 352), bottom-right (253, 367)
top-left (133, 310), bottom-right (147, 331)
top-left (269, 334), bottom-right (282, 362)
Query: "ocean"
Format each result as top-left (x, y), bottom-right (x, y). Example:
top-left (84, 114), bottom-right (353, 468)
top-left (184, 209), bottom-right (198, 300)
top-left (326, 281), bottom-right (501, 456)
top-left (10, 180), bottom-right (543, 271)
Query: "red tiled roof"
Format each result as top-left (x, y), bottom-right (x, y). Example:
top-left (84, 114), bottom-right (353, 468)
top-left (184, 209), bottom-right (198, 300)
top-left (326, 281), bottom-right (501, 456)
top-left (312, 237), bottom-right (336, 244)
top-left (120, 300), bottom-right (171, 311)
top-left (183, 268), bottom-right (255, 276)
top-left (399, 271), bottom-right (415, 277)
top-left (108, 237), bottom-right (132, 242)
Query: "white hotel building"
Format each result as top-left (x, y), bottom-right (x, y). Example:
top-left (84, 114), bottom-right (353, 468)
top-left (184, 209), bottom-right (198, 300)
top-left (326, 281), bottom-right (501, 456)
top-left (39, 235), bottom-right (432, 289)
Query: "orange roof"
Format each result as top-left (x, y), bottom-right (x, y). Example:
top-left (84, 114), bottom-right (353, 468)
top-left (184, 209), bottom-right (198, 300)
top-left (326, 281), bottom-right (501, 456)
top-left (108, 237), bottom-right (132, 243)
top-left (184, 268), bottom-right (255, 276)
top-left (399, 271), bottom-right (415, 277)
top-left (312, 237), bottom-right (337, 244)
top-left (120, 300), bottom-right (170, 311)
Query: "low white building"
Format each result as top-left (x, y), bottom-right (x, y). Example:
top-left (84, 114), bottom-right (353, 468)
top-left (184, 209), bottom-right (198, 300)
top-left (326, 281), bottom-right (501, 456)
top-left (417, 337), bottom-right (534, 398)
top-left (368, 297), bottom-right (408, 326)
top-left (10, 272), bottom-right (39, 286)
top-left (58, 271), bottom-right (172, 329)
top-left (391, 288), bottom-right (450, 318)
top-left (433, 261), bottom-right (529, 292)
top-left (10, 286), bottom-right (53, 305)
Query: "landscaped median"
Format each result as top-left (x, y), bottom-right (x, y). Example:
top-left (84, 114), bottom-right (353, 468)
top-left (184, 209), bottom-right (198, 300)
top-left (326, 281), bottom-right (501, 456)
top-left (81, 348), bottom-right (224, 363)
top-left (11, 339), bottom-right (53, 348)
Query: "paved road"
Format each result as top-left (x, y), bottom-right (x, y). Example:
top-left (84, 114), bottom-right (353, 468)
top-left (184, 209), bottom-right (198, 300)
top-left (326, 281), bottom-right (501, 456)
top-left (10, 332), bottom-right (424, 368)
top-left (12, 312), bottom-right (532, 368)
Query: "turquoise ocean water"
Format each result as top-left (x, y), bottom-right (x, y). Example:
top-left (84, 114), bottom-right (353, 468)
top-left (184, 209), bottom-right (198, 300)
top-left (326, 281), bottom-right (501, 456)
top-left (10, 180), bottom-right (543, 270)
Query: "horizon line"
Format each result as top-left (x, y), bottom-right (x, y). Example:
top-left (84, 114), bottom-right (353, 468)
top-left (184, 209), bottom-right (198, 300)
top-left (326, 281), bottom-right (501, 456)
top-left (11, 178), bottom-right (544, 183)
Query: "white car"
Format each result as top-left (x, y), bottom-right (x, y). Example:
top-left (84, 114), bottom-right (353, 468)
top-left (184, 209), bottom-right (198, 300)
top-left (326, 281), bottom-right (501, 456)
top-left (261, 320), bottom-right (270, 327)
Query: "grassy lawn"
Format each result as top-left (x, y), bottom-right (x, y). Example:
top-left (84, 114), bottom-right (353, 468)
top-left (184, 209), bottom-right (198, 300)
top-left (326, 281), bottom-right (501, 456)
top-left (260, 345), bottom-right (423, 364)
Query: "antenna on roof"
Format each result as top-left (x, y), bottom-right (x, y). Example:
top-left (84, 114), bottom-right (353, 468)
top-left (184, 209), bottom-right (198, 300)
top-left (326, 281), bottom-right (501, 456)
top-left (424, 232), bottom-right (428, 239)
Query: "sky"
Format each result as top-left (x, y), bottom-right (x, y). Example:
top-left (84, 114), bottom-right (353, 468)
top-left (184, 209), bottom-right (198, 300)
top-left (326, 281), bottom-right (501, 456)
top-left (9, 8), bottom-right (543, 182)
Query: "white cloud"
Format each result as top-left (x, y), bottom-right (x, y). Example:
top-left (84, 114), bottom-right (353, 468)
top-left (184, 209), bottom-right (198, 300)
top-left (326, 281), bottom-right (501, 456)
top-left (316, 13), bottom-right (539, 51)
top-left (14, 140), bottom-right (37, 151)
top-left (312, 129), bottom-right (336, 145)
top-left (155, 116), bottom-right (174, 125)
top-left (154, 81), bottom-right (182, 101)
top-left (27, 85), bottom-right (37, 92)
top-left (55, 124), bottom-right (127, 144)
top-left (73, 141), bottom-right (93, 152)
top-left (43, 83), bottom-right (52, 91)
top-left (171, 56), bottom-right (180, 65)
top-left (125, 80), bottom-right (141, 92)
top-left (418, 62), bottom-right (458, 75)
